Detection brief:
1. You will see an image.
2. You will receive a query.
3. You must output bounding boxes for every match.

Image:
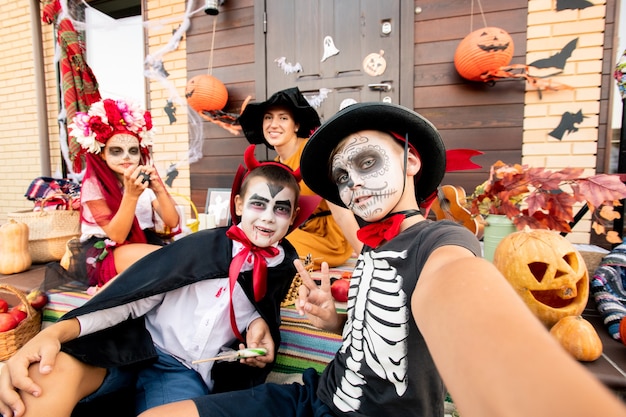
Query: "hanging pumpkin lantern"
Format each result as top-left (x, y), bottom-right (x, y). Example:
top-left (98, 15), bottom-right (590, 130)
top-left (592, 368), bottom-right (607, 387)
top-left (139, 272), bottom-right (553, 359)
top-left (185, 74), bottom-right (228, 113)
top-left (454, 26), bottom-right (515, 82)
top-left (493, 229), bottom-right (589, 328)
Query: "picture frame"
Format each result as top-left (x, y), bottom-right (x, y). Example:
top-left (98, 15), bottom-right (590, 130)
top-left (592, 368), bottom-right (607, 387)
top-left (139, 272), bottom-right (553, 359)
top-left (205, 188), bottom-right (232, 228)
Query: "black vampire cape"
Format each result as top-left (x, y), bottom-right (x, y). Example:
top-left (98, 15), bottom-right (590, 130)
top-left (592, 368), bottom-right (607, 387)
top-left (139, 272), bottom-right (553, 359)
top-left (59, 227), bottom-right (298, 392)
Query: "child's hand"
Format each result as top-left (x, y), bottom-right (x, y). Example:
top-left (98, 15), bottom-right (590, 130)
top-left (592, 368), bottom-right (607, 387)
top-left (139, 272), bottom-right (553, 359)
top-left (241, 318), bottom-right (274, 368)
top-left (123, 166), bottom-right (151, 197)
top-left (295, 260), bottom-right (341, 333)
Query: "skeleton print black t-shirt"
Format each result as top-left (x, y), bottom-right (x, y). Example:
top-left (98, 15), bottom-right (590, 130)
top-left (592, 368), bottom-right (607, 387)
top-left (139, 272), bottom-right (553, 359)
top-left (316, 220), bottom-right (481, 417)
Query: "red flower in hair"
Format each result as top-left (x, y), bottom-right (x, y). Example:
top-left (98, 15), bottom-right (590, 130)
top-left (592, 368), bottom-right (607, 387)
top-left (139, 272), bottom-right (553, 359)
top-left (89, 117), bottom-right (113, 143)
top-left (144, 111), bottom-right (152, 131)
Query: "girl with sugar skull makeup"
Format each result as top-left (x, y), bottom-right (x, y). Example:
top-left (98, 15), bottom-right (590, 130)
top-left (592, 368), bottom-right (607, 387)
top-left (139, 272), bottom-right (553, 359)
top-left (66, 98), bottom-right (181, 289)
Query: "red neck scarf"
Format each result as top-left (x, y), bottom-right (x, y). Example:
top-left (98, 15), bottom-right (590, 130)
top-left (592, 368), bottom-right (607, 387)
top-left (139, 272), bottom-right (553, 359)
top-left (357, 210), bottom-right (421, 248)
top-left (226, 225), bottom-right (280, 340)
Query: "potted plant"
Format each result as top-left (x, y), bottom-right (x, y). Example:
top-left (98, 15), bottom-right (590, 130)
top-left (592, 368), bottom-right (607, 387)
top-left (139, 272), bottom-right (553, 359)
top-left (467, 160), bottom-right (626, 248)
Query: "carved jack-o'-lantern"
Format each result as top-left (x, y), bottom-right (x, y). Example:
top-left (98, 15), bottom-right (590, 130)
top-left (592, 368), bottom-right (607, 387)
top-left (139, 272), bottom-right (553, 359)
top-left (454, 26), bottom-right (515, 82)
top-left (185, 74), bottom-right (228, 113)
top-left (493, 229), bottom-right (589, 328)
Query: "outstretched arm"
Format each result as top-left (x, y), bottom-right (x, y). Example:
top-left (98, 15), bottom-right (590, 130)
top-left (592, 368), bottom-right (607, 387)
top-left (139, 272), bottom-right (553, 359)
top-left (412, 245), bottom-right (626, 417)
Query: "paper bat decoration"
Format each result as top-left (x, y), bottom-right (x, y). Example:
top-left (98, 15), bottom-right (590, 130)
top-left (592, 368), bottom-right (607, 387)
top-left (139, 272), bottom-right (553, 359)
top-left (275, 57), bottom-right (302, 74)
top-left (556, 0), bottom-right (593, 11)
top-left (192, 347), bottom-right (268, 364)
top-left (528, 38), bottom-right (578, 72)
top-left (164, 164), bottom-right (179, 187)
top-left (549, 109), bottom-right (585, 140)
top-left (164, 100), bottom-right (177, 124)
top-left (306, 88), bottom-right (332, 108)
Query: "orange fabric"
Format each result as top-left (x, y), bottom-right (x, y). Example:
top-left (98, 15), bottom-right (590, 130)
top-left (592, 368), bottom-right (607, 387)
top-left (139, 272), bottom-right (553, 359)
top-left (281, 141), bottom-right (353, 268)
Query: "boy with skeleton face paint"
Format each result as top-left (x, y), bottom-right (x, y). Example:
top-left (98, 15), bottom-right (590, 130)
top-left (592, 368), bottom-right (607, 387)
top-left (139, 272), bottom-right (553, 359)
top-left (133, 103), bottom-right (626, 417)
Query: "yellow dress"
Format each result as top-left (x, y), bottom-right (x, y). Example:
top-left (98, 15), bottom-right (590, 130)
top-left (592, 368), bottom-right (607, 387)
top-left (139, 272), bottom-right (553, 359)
top-left (281, 140), bottom-right (353, 268)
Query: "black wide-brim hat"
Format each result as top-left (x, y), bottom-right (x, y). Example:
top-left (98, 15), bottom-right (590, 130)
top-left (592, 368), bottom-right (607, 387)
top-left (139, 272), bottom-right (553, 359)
top-left (301, 102), bottom-right (446, 208)
top-left (238, 87), bottom-right (322, 149)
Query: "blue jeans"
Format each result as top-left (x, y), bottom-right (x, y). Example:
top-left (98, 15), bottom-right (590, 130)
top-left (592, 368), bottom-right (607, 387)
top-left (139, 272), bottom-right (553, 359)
top-left (81, 346), bottom-right (210, 414)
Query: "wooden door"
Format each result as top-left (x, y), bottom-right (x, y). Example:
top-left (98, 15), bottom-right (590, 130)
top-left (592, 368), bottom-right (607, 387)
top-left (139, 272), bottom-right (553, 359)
top-left (264, 0), bottom-right (402, 126)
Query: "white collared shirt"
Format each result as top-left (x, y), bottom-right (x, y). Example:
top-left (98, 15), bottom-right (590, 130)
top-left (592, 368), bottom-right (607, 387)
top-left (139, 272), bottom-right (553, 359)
top-left (77, 234), bottom-right (285, 390)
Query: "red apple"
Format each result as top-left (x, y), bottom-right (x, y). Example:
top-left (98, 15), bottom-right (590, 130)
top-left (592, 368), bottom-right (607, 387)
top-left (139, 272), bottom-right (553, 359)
top-left (9, 306), bottom-right (27, 324)
top-left (0, 313), bottom-right (18, 332)
top-left (331, 278), bottom-right (350, 303)
top-left (0, 298), bottom-right (8, 314)
top-left (27, 290), bottom-right (48, 310)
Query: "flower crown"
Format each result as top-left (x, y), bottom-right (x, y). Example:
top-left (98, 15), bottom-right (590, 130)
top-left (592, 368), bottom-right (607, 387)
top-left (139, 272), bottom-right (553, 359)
top-left (68, 98), bottom-right (155, 154)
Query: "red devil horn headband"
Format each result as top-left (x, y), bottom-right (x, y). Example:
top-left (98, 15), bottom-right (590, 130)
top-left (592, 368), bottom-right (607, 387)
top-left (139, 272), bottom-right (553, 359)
top-left (230, 145), bottom-right (306, 225)
top-left (243, 145), bottom-right (302, 182)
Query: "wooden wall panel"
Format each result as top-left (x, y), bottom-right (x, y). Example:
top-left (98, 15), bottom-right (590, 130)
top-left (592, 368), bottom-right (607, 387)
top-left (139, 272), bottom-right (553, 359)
top-left (187, 1), bottom-right (256, 210)
top-left (186, 0), bottom-right (616, 216)
top-left (413, 0), bottom-right (527, 196)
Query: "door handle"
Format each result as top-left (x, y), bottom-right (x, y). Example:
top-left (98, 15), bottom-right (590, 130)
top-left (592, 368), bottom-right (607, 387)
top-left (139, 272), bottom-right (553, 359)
top-left (368, 83), bottom-right (392, 92)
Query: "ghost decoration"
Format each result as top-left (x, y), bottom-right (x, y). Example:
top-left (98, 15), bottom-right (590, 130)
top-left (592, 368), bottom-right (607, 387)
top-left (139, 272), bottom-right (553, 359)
top-left (340, 98), bottom-right (358, 110)
top-left (321, 36), bottom-right (340, 62)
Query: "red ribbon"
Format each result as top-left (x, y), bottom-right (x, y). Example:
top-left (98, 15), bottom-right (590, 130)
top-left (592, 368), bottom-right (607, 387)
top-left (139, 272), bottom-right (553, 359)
top-left (226, 225), bottom-right (279, 340)
top-left (356, 213), bottom-right (406, 248)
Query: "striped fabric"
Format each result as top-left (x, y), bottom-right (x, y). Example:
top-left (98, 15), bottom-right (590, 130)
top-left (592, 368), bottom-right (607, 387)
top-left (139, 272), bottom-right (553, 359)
top-left (590, 243), bottom-right (626, 340)
top-left (272, 306), bottom-right (342, 377)
top-left (42, 282), bottom-right (91, 328)
top-left (268, 259), bottom-right (355, 382)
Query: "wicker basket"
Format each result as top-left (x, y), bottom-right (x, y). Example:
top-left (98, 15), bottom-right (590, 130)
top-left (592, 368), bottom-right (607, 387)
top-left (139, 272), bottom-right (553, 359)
top-left (281, 255), bottom-right (315, 307)
top-left (8, 208), bottom-right (80, 263)
top-left (281, 273), bottom-right (303, 307)
top-left (0, 284), bottom-right (42, 361)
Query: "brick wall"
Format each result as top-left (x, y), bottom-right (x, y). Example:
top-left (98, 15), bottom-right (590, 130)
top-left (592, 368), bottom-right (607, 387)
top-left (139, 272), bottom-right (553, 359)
top-left (144, 0), bottom-right (192, 222)
top-left (525, 0), bottom-right (607, 243)
top-left (0, 1), bottom-right (60, 221)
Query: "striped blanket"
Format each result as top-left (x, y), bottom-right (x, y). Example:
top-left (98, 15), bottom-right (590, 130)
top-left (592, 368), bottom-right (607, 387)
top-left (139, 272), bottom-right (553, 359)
top-left (42, 281), bottom-right (91, 327)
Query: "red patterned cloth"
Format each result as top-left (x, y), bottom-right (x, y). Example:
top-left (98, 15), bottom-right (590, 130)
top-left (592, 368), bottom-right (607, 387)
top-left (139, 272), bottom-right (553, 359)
top-left (42, 0), bottom-right (101, 173)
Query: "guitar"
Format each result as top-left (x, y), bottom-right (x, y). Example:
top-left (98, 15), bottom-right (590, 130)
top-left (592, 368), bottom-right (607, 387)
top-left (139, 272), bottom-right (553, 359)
top-left (430, 185), bottom-right (485, 239)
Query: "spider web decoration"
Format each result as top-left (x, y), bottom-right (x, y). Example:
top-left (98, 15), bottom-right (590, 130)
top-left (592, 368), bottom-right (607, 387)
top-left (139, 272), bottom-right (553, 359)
top-left (48, 0), bottom-right (209, 181)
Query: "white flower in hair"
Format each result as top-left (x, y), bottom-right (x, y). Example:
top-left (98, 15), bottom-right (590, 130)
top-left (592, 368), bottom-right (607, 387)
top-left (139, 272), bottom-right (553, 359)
top-left (139, 128), bottom-right (155, 147)
top-left (76, 132), bottom-right (105, 154)
top-left (88, 101), bottom-right (108, 123)
top-left (68, 113), bottom-right (104, 154)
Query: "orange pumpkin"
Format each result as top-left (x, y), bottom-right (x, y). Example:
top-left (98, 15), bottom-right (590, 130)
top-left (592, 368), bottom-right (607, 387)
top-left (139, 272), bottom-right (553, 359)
top-left (185, 74), bottom-right (228, 112)
top-left (454, 27), bottom-right (514, 82)
top-left (0, 219), bottom-right (32, 274)
top-left (550, 316), bottom-right (602, 362)
top-left (493, 229), bottom-right (589, 328)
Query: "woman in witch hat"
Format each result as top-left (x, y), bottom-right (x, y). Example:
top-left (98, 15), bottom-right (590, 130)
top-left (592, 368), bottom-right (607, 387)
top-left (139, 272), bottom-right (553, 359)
top-left (237, 87), bottom-right (362, 268)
